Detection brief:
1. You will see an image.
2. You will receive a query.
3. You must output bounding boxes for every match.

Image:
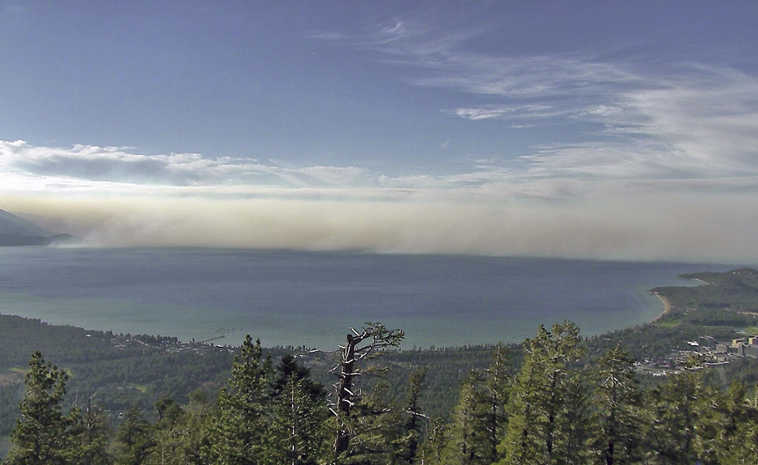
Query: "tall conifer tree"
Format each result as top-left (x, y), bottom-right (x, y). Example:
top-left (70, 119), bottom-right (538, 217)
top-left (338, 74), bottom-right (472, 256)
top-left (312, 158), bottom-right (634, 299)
top-left (444, 379), bottom-right (479, 465)
top-left (67, 404), bottom-right (112, 465)
top-left (498, 322), bottom-right (586, 465)
top-left (472, 344), bottom-right (511, 464)
top-left (391, 368), bottom-right (427, 465)
top-left (268, 373), bottom-right (328, 465)
top-left (5, 351), bottom-right (71, 465)
top-left (592, 344), bottom-right (643, 465)
top-left (114, 407), bottom-right (155, 465)
top-left (209, 335), bottom-right (272, 465)
top-left (645, 360), bottom-right (709, 464)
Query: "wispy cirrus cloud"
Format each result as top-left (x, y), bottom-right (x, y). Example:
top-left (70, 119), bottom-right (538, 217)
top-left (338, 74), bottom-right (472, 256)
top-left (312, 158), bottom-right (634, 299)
top-left (452, 104), bottom-right (565, 121)
top-left (3, 10), bottom-right (758, 261)
top-left (0, 139), bottom-right (546, 201)
top-left (3, 21), bottom-right (758, 261)
top-left (312, 19), bottom-right (758, 193)
top-left (0, 140), bottom-right (371, 190)
top-left (305, 31), bottom-right (349, 41)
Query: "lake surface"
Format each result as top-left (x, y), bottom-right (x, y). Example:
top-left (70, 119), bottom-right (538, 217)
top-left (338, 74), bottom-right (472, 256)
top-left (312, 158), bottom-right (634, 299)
top-left (0, 247), bottom-right (733, 347)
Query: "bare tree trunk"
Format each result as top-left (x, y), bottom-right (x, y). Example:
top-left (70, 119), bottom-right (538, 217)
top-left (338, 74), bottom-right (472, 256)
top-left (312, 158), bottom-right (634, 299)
top-left (291, 379), bottom-right (296, 465)
top-left (329, 323), bottom-right (404, 462)
top-left (334, 334), bottom-right (357, 456)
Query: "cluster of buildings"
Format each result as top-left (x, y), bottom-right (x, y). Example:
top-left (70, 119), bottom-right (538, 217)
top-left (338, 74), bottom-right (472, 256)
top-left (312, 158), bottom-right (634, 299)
top-left (731, 336), bottom-right (758, 358)
top-left (108, 332), bottom-right (233, 355)
top-left (633, 335), bottom-right (754, 377)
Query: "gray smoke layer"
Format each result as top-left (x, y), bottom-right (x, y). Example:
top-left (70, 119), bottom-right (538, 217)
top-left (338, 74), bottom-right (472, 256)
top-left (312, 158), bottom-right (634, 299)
top-left (1, 194), bottom-right (755, 263)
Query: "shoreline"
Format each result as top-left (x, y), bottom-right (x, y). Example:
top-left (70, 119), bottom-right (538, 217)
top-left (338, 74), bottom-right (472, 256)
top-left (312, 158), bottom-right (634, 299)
top-left (647, 274), bottom-right (708, 324)
top-left (651, 291), bottom-right (672, 322)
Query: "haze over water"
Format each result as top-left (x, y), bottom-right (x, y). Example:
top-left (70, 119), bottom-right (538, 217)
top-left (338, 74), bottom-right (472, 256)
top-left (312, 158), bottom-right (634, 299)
top-left (0, 247), bottom-right (732, 347)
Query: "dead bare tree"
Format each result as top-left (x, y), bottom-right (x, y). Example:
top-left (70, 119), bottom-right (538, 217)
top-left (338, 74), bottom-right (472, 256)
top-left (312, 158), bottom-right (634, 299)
top-left (328, 322), bottom-right (404, 460)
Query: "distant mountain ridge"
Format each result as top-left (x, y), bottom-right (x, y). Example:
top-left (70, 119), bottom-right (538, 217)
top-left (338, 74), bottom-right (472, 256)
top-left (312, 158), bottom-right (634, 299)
top-left (0, 209), bottom-right (73, 246)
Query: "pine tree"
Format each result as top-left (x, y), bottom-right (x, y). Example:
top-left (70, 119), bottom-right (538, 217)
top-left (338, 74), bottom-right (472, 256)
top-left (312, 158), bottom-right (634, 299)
top-left (335, 381), bottom-right (398, 465)
top-left (554, 370), bottom-right (593, 465)
top-left (272, 355), bottom-right (325, 402)
top-left (471, 344), bottom-right (511, 465)
top-left (114, 407), bottom-right (155, 465)
top-left (713, 382), bottom-right (758, 465)
top-left (497, 338), bottom-right (545, 465)
top-left (391, 368), bottom-right (427, 465)
top-left (67, 403), bottom-right (113, 465)
top-left (268, 372), bottom-right (328, 465)
top-left (497, 322), bottom-right (586, 465)
top-left (179, 390), bottom-right (217, 465)
top-left (209, 335), bottom-right (272, 465)
top-left (420, 418), bottom-right (448, 465)
top-left (443, 379), bottom-right (478, 465)
top-left (645, 359), bottom-right (709, 464)
top-left (444, 346), bottom-right (512, 465)
top-left (145, 398), bottom-right (192, 465)
top-left (5, 351), bottom-right (71, 465)
top-left (330, 322), bottom-right (404, 461)
top-left (592, 344), bottom-right (643, 465)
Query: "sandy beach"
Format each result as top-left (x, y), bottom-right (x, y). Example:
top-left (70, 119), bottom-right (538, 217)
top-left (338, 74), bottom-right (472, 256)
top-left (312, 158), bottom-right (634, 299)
top-left (650, 275), bottom-right (709, 322)
top-left (652, 291), bottom-right (673, 321)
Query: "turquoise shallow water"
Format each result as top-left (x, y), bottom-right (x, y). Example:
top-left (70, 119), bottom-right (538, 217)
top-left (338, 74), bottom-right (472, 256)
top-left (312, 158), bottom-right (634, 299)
top-left (0, 247), bottom-right (732, 347)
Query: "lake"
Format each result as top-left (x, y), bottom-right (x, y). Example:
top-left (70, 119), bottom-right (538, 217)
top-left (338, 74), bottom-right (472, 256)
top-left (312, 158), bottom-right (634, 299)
top-left (0, 247), bottom-right (732, 347)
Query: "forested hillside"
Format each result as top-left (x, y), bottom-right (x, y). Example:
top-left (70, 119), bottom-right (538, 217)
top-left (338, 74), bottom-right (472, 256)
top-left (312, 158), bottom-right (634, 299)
top-left (2, 269), bottom-right (758, 463)
top-left (653, 268), bottom-right (758, 314)
top-left (3, 321), bottom-right (758, 465)
top-left (0, 315), bottom-right (498, 441)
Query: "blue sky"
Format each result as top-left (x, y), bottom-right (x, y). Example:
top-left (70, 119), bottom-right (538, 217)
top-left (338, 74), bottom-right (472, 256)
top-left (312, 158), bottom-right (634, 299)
top-left (1, 1), bottom-right (758, 261)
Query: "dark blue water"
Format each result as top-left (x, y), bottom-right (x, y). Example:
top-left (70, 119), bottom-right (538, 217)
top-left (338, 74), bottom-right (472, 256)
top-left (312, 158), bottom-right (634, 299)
top-left (0, 247), bottom-right (732, 347)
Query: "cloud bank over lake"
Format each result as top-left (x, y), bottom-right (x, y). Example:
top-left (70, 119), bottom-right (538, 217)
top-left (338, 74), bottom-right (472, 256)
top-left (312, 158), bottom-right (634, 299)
top-left (2, 3), bottom-right (757, 263)
top-left (2, 193), bottom-right (756, 263)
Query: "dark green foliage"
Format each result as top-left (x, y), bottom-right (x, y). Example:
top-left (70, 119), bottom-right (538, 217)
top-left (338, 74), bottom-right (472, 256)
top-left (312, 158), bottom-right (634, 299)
top-left (592, 345), bottom-right (643, 465)
top-left (273, 354), bottom-right (325, 402)
top-left (5, 352), bottom-right (71, 465)
top-left (0, 313), bottom-right (497, 443)
top-left (393, 368), bottom-right (426, 464)
top-left (0, 385), bottom-right (22, 453)
top-left (0, 317), bottom-right (127, 369)
top-left (268, 374), bottom-right (328, 465)
top-left (441, 344), bottom-right (512, 465)
top-left (331, 322), bottom-right (405, 461)
top-left (140, 396), bottom-right (215, 465)
top-left (499, 322), bottom-right (589, 465)
top-left (645, 368), bottom-right (704, 464)
top-left (114, 407), bottom-right (155, 465)
top-left (656, 268), bottom-right (758, 313)
top-left (0, 313), bottom-right (240, 442)
top-left (556, 371), bottom-right (593, 464)
top-left (67, 405), bottom-right (112, 465)
top-left (267, 355), bottom-right (330, 465)
top-left (586, 320), bottom-right (740, 363)
top-left (712, 382), bottom-right (758, 464)
top-left (335, 381), bottom-right (396, 464)
top-left (444, 379), bottom-right (479, 465)
top-left (209, 335), bottom-right (271, 464)
top-left (4, 305), bottom-right (758, 464)
top-left (334, 377), bottom-right (428, 465)
top-left (154, 392), bottom-right (217, 465)
top-left (471, 344), bottom-right (511, 464)
top-left (419, 418), bottom-right (448, 465)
